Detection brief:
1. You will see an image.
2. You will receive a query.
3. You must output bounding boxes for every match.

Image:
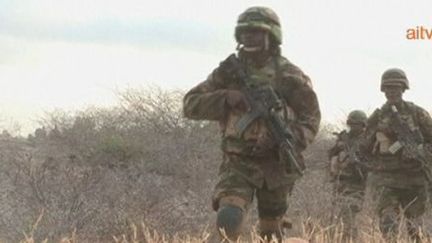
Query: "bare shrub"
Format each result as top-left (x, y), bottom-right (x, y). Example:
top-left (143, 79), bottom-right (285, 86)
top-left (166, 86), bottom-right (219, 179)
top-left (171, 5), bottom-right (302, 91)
top-left (0, 86), bottom-right (219, 241)
top-left (1, 86), bottom-right (431, 242)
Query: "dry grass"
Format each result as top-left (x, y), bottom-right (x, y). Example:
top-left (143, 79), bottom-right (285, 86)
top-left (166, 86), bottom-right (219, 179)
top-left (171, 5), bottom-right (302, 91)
top-left (1, 87), bottom-right (431, 242)
top-left (17, 217), bottom-right (432, 243)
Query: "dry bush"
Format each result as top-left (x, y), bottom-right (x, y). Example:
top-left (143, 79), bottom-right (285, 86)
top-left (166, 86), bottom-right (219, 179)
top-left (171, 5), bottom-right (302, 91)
top-left (0, 87), bottom-right (219, 242)
top-left (1, 86), bottom-right (431, 242)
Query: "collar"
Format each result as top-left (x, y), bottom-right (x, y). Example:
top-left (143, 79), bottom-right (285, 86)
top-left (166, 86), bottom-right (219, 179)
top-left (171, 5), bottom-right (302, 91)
top-left (238, 50), bottom-right (273, 68)
top-left (348, 129), bottom-right (364, 138)
top-left (381, 100), bottom-right (407, 113)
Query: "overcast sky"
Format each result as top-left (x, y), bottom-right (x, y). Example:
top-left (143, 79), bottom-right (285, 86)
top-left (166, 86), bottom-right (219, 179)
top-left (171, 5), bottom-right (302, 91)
top-left (1, 0), bottom-right (431, 134)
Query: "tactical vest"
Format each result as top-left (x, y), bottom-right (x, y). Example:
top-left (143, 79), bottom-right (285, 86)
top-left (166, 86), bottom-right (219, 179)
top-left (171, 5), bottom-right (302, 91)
top-left (372, 102), bottom-right (423, 171)
top-left (221, 56), bottom-right (295, 156)
top-left (330, 130), bottom-right (366, 181)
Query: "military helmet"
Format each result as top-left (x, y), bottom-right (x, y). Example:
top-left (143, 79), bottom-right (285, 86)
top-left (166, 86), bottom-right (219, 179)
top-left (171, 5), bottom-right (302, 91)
top-left (380, 68), bottom-right (409, 91)
top-left (235, 6), bottom-right (282, 45)
top-left (347, 110), bottom-right (367, 126)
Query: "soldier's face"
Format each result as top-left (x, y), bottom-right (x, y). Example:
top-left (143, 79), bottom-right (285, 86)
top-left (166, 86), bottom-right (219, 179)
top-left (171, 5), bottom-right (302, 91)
top-left (383, 85), bottom-right (404, 104)
top-left (239, 28), bottom-right (268, 52)
top-left (349, 123), bottom-right (364, 134)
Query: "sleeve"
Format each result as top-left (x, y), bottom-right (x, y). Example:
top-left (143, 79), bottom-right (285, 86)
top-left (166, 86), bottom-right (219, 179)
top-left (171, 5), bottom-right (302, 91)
top-left (415, 106), bottom-right (432, 144)
top-left (361, 108), bottom-right (380, 155)
top-left (278, 64), bottom-right (321, 150)
top-left (328, 135), bottom-right (344, 159)
top-left (183, 68), bottom-right (228, 121)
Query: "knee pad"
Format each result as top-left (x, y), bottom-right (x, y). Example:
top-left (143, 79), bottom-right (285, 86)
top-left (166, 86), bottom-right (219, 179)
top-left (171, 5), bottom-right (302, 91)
top-left (216, 205), bottom-right (244, 240)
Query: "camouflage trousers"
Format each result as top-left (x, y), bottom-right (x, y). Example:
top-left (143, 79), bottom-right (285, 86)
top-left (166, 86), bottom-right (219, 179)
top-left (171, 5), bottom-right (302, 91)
top-left (374, 185), bottom-right (427, 242)
top-left (332, 178), bottom-right (366, 241)
top-left (212, 153), bottom-right (297, 220)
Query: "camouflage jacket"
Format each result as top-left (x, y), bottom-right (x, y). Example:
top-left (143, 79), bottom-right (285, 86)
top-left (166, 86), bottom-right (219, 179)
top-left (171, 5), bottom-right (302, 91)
top-left (183, 53), bottom-right (321, 188)
top-left (364, 101), bottom-right (432, 187)
top-left (328, 130), bottom-right (368, 182)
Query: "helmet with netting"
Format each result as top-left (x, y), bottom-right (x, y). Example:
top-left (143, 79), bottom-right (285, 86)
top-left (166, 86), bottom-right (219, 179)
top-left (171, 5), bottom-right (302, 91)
top-left (347, 110), bottom-right (367, 126)
top-left (380, 68), bottom-right (409, 91)
top-left (235, 6), bottom-right (282, 45)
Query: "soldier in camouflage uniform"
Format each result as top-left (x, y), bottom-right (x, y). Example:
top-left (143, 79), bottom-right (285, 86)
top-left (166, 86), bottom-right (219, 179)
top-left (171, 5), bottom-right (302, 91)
top-left (328, 110), bottom-right (368, 240)
top-left (363, 68), bottom-right (432, 242)
top-left (183, 6), bottom-right (321, 242)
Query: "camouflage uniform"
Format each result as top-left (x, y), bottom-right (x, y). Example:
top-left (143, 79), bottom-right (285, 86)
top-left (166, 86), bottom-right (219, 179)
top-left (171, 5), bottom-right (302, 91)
top-left (363, 68), bottom-right (432, 242)
top-left (183, 6), bottom-right (321, 241)
top-left (328, 110), bottom-right (368, 240)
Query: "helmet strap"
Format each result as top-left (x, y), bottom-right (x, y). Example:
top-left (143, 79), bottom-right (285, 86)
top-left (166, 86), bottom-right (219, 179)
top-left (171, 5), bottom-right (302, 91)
top-left (263, 33), bottom-right (270, 51)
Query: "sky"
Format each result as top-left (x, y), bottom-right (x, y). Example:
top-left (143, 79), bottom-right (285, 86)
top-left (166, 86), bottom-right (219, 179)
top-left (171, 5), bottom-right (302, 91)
top-left (0, 0), bottom-right (432, 134)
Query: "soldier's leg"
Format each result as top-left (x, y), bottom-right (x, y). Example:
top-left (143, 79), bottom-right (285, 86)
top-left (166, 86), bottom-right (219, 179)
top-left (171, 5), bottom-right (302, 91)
top-left (256, 182), bottom-right (293, 242)
top-left (376, 187), bottom-right (401, 242)
top-left (336, 180), bottom-right (366, 241)
top-left (401, 186), bottom-right (427, 243)
top-left (212, 170), bottom-right (254, 241)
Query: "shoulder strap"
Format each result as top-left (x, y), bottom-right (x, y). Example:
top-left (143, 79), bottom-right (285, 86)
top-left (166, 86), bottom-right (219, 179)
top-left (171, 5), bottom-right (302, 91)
top-left (367, 108), bottom-right (381, 127)
top-left (404, 101), bottom-right (419, 124)
top-left (273, 56), bottom-right (282, 84)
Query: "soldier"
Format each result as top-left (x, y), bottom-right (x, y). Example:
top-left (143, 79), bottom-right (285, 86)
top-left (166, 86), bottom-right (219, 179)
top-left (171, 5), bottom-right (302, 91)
top-left (363, 68), bottom-right (432, 242)
top-left (328, 110), bottom-right (368, 241)
top-left (183, 6), bottom-right (321, 242)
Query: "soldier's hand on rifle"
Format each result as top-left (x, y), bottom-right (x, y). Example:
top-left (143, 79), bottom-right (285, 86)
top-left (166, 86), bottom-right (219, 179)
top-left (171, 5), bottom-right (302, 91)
top-left (401, 144), bottom-right (425, 161)
top-left (225, 90), bottom-right (250, 112)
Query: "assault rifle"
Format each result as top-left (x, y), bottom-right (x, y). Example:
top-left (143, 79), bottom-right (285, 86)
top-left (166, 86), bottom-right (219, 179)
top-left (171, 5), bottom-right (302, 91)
top-left (220, 54), bottom-right (305, 175)
top-left (336, 131), bottom-right (369, 179)
top-left (388, 105), bottom-right (432, 182)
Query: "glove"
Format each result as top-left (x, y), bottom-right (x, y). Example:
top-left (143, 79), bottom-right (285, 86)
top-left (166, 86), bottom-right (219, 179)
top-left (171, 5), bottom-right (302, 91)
top-left (225, 90), bottom-right (250, 112)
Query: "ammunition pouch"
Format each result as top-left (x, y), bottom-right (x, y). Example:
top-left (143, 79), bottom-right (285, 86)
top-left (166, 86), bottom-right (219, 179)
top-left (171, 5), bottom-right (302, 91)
top-left (221, 138), bottom-right (278, 157)
top-left (374, 155), bottom-right (422, 172)
top-left (374, 132), bottom-right (392, 154)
